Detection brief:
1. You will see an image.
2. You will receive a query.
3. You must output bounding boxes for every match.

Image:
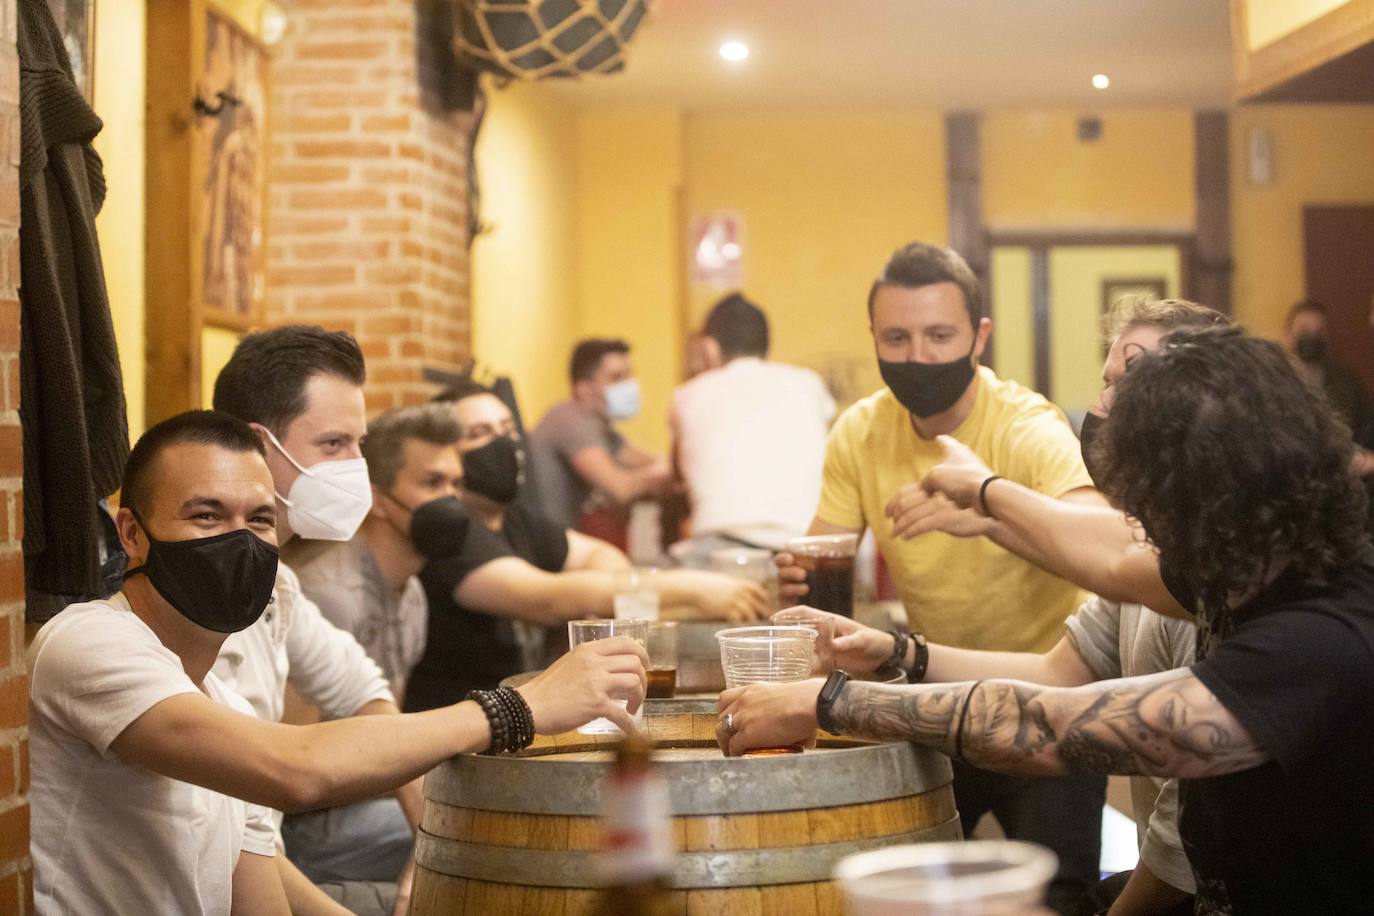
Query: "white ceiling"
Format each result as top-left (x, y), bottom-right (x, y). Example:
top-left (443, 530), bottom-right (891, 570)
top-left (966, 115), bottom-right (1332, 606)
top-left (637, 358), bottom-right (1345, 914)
top-left (544, 0), bottom-right (1235, 111)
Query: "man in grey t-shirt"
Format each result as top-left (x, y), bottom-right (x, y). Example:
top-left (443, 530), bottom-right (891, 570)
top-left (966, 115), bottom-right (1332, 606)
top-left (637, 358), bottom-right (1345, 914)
top-left (531, 338), bottom-right (670, 529)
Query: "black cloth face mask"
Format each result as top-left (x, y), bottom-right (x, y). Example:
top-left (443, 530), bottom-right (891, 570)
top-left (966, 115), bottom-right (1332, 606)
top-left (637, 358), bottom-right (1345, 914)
top-left (460, 435), bottom-right (524, 505)
top-left (123, 512), bottom-right (279, 634)
top-left (407, 495), bottom-right (475, 559)
top-left (1294, 332), bottom-right (1328, 364)
top-left (1078, 411), bottom-right (1106, 487)
top-left (879, 346), bottom-right (978, 418)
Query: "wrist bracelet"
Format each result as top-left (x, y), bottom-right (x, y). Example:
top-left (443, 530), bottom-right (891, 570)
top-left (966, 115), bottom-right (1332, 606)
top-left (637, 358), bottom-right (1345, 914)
top-left (468, 688), bottom-right (536, 754)
top-left (908, 632), bottom-right (930, 684)
top-left (977, 475), bottom-right (1005, 519)
top-left (885, 629), bottom-right (910, 673)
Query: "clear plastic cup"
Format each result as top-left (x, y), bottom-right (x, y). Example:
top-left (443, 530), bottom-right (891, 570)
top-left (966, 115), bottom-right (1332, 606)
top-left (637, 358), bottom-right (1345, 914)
top-left (568, 618), bottom-right (649, 734)
top-left (646, 621), bottom-right (679, 699)
top-left (613, 567), bottom-right (660, 620)
top-left (715, 625), bottom-right (816, 688)
top-left (835, 840), bottom-right (1058, 915)
top-left (710, 547), bottom-right (779, 611)
top-left (771, 608), bottom-right (837, 674)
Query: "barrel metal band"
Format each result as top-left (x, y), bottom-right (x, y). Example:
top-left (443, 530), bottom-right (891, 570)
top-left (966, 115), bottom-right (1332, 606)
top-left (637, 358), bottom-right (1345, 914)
top-left (415, 816), bottom-right (963, 888)
top-left (424, 743), bottom-right (952, 816)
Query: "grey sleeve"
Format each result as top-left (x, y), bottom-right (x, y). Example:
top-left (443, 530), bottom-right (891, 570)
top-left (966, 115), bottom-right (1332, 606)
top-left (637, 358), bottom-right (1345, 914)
top-left (540, 405), bottom-right (609, 458)
top-left (1061, 595), bottom-right (1123, 680)
top-left (1139, 778), bottom-right (1198, 894)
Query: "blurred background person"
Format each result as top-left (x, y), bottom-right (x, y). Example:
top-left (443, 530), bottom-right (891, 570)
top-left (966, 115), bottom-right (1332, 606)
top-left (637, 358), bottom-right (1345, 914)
top-left (669, 293), bottom-right (835, 560)
top-left (530, 339), bottom-right (671, 539)
top-left (1283, 299), bottom-right (1370, 433)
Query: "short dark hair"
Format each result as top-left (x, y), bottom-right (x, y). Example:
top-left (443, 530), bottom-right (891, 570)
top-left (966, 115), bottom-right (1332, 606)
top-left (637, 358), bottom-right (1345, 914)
top-left (867, 242), bottom-right (982, 328)
top-left (569, 338), bottom-right (630, 384)
top-left (433, 376), bottom-right (493, 405)
top-left (703, 293), bottom-right (769, 359)
top-left (361, 404), bottom-right (462, 488)
top-left (1094, 326), bottom-right (1367, 616)
top-left (213, 325), bottom-right (366, 434)
top-left (122, 410), bottom-right (266, 519)
top-left (1284, 299), bottom-right (1327, 330)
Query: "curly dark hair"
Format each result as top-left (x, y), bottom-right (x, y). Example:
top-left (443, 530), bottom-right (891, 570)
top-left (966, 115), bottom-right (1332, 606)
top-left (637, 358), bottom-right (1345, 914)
top-left (1093, 326), bottom-right (1367, 613)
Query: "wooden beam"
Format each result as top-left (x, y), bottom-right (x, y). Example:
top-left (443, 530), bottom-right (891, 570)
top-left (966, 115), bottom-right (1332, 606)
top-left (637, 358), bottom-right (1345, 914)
top-left (1232, 0), bottom-right (1374, 102)
top-left (145, 0), bottom-right (205, 424)
top-left (1031, 246), bottom-right (1050, 399)
top-left (946, 112), bottom-right (990, 364)
top-left (1194, 111), bottom-right (1232, 315)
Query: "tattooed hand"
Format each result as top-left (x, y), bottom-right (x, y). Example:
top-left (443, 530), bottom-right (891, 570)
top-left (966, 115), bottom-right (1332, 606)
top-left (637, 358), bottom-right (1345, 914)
top-left (829, 668), bottom-right (1269, 779)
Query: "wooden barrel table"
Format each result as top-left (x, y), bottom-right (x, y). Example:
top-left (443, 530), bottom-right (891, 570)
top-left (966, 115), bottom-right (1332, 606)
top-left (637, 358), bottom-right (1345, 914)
top-left (409, 711), bottom-right (959, 915)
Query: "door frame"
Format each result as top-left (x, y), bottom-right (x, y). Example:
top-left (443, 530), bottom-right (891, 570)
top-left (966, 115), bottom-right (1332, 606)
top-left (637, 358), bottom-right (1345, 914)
top-left (985, 229), bottom-right (1197, 398)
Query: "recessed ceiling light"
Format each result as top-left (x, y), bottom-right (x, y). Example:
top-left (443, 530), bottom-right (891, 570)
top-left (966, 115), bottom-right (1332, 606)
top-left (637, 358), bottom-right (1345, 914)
top-left (719, 41), bottom-right (750, 63)
top-left (1092, 73), bottom-right (1110, 90)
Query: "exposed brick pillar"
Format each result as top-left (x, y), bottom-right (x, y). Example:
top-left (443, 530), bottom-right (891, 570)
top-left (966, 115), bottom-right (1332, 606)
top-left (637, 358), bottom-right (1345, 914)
top-left (266, 0), bottom-right (474, 412)
top-left (0, 0), bottom-right (28, 909)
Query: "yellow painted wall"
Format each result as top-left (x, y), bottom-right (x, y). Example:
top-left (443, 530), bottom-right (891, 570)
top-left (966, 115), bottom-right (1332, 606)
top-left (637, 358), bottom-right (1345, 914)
top-left (1231, 105), bottom-right (1374, 337)
top-left (983, 110), bottom-right (1195, 231)
top-left (200, 326), bottom-right (241, 408)
top-left (683, 112), bottom-right (947, 407)
top-left (472, 81), bottom-right (581, 426)
top-left (989, 247), bottom-right (1035, 390)
top-left (1048, 245), bottom-right (1182, 416)
top-left (93, 0), bottom-right (146, 438)
top-left (1246, 0), bottom-right (1350, 50)
top-left (573, 107), bottom-right (685, 453)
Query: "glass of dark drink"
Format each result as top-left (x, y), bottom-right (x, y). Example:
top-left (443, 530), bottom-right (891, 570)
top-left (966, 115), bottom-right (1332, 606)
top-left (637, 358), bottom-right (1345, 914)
top-left (786, 534), bottom-right (859, 618)
top-left (646, 622), bottom-right (678, 699)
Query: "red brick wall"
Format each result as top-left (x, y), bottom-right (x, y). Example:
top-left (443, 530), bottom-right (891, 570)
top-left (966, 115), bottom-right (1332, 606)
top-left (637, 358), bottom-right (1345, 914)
top-left (265, 0), bottom-right (474, 413)
top-left (0, 0), bottom-right (28, 909)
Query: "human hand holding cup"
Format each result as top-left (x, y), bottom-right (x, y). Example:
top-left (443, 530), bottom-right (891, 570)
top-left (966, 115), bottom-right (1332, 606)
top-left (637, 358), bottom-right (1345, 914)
top-left (715, 625), bottom-right (818, 756)
top-left (567, 619), bottom-right (649, 734)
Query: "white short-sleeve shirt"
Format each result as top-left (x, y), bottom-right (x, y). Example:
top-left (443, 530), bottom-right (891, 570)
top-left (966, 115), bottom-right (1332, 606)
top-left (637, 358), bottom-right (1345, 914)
top-left (671, 358), bottom-right (836, 543)
top-left (28, 595), bottom-right (277, 916)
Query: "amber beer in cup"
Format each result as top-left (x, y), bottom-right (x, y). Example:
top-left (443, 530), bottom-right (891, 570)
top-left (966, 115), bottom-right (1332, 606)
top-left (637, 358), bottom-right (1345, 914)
top-left (646, 622), bottom-right (679, 699)
top-left (787, 534), bottom-right (859, 618)
top-left (716, 626), bottom-right (817, 756)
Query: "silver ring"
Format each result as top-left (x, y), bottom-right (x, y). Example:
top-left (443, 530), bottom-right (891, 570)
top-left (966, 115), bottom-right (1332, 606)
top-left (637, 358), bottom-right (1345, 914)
top-left (721, 712), bottom-right (736, 736)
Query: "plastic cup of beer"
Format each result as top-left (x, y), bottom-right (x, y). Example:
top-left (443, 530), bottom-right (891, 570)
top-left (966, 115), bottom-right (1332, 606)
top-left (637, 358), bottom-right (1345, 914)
top-left (771, 608), bottom-right (837, 674)
top-left (646, 621), bottom-right (679, 699)
top-left (716, 625), bottom-right (817, 757)
top-left (613, 567), bottom-right (660, 620)
top-left (835, 840), bottom-right (1058, 915)
top-left (568, 618), bottom-right (649, 734)
top-left (786, 534), bottom-right (859, 618)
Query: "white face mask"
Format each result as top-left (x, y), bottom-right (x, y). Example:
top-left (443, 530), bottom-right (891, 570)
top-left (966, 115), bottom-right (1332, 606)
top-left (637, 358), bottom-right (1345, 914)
top-left (604, 378), bottom-right (641, 421)
top-left (262, 428), bottom-right (373, 541)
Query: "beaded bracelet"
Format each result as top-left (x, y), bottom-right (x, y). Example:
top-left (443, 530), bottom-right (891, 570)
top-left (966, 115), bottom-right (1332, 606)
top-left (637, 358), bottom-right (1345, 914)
top-left (467, 687), bottom-right (536, 754)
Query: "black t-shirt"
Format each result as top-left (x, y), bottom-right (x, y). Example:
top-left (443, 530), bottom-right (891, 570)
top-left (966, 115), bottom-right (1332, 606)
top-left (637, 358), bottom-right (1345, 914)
top-left (402, 503), bottom-right (569, 712)
top-left (1180, 548), bottom-right (1374, 914)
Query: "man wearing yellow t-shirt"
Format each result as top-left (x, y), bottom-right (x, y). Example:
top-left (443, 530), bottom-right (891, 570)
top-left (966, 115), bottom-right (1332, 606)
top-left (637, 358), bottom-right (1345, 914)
top-left (780, 242), bottom-right (1106, 913)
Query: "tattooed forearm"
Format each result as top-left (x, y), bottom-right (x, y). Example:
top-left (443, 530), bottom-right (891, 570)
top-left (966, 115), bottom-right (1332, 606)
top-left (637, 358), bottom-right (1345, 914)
top-left (832, 669), bottom-right (1269, 779)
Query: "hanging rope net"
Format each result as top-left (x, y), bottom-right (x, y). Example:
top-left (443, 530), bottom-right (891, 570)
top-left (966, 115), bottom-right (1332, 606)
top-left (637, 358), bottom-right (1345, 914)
top-left (454, 0), bottom-right (651, 80)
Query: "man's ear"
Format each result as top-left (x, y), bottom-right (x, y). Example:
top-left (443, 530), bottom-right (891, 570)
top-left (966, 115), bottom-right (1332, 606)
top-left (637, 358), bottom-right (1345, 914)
top-left (367, 484), bottom-right (389, 521)
top-left (115, 505), bottom-right (146, 563)
top-left (701, 336), bottom-right (724, 370)
top-left (972, 317), bottom-right (993, 362)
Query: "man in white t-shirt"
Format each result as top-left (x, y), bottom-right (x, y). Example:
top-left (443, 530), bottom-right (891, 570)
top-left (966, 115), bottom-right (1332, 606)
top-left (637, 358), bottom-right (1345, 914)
top-left (670, 293), bottom-right (836, 556)
top-left (30, 410), bottom-right (651, 916)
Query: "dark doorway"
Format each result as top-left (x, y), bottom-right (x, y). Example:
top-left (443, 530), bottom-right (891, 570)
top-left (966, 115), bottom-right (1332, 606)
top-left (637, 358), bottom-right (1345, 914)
top-left (1305, 205), bottom-right (1374, 394)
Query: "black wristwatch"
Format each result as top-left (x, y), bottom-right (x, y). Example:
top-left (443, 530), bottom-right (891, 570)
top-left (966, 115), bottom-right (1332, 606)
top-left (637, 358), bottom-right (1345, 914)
top-left (816, 669), bottom-right (851, 735)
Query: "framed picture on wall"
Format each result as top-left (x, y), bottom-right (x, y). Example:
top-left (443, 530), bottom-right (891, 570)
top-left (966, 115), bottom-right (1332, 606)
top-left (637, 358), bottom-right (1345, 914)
top-left (45, 0), bottom-right (95, 101)
top-left (197, 10), bottom-right (269, 328)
